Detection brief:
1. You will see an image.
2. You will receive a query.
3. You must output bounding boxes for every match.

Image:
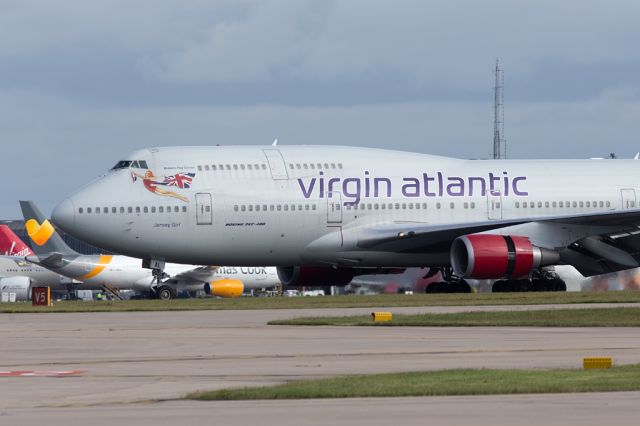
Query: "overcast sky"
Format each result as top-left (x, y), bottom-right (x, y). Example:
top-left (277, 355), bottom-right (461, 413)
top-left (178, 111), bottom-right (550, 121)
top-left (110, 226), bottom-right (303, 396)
top-left (2, 0), bottom-right (640, 218)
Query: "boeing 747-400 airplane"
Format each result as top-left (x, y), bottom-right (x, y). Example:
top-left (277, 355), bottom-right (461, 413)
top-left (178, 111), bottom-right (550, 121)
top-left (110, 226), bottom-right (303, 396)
top-left (50, 145), bottom-right (640, 292)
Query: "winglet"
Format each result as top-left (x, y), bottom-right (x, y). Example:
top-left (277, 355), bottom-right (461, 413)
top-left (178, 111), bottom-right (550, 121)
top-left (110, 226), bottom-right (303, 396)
top-left (634, 152), bottom-right (639, 160)
top-left (272, 138), bottom-right (278, 146)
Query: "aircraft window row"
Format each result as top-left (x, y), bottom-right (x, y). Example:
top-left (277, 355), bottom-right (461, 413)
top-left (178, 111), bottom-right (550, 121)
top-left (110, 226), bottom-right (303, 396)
top-left (345, 201), bottom-right (477, 211)
top-left (111, 160), bottom-right (149, 170)
top-left (197, 163), bottom-right (268, 172)
top-left (514, 201), bottom-right (611, 208)
top-left (288, 162), bottom-right (343, 170)
top-left (78, 205), bottom-right (187, 214)
top-left (233, 203), bottom-right (318, 212)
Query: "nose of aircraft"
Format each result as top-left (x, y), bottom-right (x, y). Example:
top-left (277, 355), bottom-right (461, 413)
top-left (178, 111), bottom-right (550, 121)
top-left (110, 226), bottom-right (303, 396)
top-left (51, 198), bottom-right (75, 233)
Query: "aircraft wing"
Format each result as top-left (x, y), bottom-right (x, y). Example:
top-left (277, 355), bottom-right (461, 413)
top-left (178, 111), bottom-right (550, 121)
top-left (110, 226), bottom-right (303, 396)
top-left (334, 209), bottom-right (640, 277)
top-left (165, 265), bottom-right (220, 284)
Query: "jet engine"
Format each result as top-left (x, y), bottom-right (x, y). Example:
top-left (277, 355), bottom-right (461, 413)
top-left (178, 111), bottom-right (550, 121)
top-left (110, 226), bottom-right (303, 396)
top-left (0, 276), bottom-right (32, 301)
top-left (277, 266), bottom-right (355, 287)
top-left (204, 279), bottom-right (244, 298)
top-left (450, 234), bottom-right (559, 279)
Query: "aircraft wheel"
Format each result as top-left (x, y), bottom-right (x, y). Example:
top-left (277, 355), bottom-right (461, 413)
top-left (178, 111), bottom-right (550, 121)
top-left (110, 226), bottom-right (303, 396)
top-left (553, 279), bottom-right (567, 292)
top-left (156, 285), bottom-right (176, 300)
top-left (456, 280), bottom-right (471, 293)
top-left (492, 280), bottom-right (506, 292)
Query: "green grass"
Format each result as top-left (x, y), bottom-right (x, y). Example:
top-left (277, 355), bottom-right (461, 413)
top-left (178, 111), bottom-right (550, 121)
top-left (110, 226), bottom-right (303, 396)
top-left (269, 307), bottom-right (640, 327)
top-left (1, 291), bottom-right (639, 314)
top-left (187, 364), bottom-right (640, 400)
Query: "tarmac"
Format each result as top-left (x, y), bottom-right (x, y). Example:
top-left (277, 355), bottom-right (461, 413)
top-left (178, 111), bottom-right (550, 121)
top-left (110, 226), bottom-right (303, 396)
top-left (1, 303), bottom-right (640, 425)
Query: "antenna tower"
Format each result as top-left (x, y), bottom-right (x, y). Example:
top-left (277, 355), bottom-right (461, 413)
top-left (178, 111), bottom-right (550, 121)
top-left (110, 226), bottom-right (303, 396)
top-left (493, 59), bottom-right (506, 159)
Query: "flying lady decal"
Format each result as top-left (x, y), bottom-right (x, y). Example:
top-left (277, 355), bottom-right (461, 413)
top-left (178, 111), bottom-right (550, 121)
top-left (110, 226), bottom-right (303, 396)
top-left (131, 170), bottom-right (195, 202)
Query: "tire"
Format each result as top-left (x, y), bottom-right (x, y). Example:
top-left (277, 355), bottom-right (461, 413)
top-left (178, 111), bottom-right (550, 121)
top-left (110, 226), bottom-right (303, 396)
top-left (492, 280), bottom-right (506, 293)
top-left (456, 280), bottom-right (472, 293)
top-left (156, 285), bottom-right (176, 300)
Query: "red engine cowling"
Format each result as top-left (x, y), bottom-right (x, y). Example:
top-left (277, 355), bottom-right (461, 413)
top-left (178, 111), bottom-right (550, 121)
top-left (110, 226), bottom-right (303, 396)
top-left (277, 266), bottom-right (355, 287)
top-left (450, 234), bottom-right (558, 279)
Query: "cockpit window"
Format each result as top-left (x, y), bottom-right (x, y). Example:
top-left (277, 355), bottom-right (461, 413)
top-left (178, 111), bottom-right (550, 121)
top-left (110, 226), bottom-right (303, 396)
top-left (111, 160), bottom-right (149, 170)
top-left (111, 160), bottom-right (132, 170)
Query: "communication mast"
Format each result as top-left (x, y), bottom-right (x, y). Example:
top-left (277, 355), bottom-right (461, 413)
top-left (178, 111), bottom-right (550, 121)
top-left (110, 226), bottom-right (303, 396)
top-left (493, 59), bottom-right (506, 159)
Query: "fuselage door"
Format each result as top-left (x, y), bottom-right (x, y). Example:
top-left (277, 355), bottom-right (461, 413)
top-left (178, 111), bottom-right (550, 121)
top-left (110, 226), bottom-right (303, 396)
top-left (621, 188), bottom-right (637, 209)
top-left (327, 192), bottom-right (343, 224)
top-left (195, 193), bottom-right (213, 225)
top-left (487, 190), bottom-right (503, 220)
top-left (262, 149), bottom-right (289, 180)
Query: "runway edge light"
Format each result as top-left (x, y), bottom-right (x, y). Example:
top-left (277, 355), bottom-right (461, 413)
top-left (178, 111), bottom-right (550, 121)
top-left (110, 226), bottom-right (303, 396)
top-left (372, 312), bottom-right (393, 322)
top-left (583, 357), bottom-right (612, 369)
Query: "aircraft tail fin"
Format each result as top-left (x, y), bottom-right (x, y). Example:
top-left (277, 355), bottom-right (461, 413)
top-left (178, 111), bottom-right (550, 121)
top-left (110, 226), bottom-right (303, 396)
top-left (19, 201), bottom-right (79, 257)
top-left (0, 225), bottom-right (35, 257)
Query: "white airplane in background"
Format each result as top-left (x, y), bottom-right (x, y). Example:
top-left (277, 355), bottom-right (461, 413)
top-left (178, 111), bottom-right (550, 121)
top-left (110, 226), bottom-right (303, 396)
top-left (20, 201), bottom-right (280, 299)
top-left (50, 145), bottom-right (640, 293)
top-left (0, 225), bottom-right (71, 300)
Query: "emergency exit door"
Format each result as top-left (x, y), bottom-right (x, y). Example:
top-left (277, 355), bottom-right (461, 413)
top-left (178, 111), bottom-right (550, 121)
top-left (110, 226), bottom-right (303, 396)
top-left (195, 193), bottom-right (212, 225)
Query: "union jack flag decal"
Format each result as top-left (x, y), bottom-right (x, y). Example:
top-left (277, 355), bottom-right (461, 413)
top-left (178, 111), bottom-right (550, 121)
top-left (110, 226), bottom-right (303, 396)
top-left (159, 172), bottom-right (195, 189)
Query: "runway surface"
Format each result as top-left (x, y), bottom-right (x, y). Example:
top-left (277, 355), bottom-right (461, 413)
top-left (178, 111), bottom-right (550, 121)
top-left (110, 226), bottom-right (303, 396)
top-left (1, 303), bottom-right (640, 425)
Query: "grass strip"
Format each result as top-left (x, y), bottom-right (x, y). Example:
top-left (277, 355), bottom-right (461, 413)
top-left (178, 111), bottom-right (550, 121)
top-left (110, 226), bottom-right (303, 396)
top-left (269, 307), bottom-right (640, 327)
top-left (1, 292), bottom-right (639, 314)
top-left (187, 364), bottom-right (640, 400)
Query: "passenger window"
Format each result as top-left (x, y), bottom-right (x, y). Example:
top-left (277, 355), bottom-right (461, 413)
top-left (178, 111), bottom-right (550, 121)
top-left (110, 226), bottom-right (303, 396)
top-left (408, 203), bottom-right (413, 209)
top-left (234, 205), bottom-right (238, 212)
top-left (299, 204), bottom-right (303, 210)
top-left (247, 165), bottom-right (252, 170)
top-left (136, 207), bottom-right (141, 213)
top-left (545, 202), bottom-right (549, 208)
top-left (212, 165), bottom-right (217, 170)
top-left (104, 207), bottom-right (108, 213)
top-left (296, 164), bottom-right (301, 169)
top-left (606, 201), bottom-right (611, 207)
top-left (331, 163), bottom-right (336, 169)
top-left (219, 164), bottom-right (224, 170)
top-left (552, 202), bottom-right (557, 207)
top-left (436, 203), bottom-right (441, 209)
top-left (450, 202), bottom-right (455, 209)
top-left (515, 202), bottom-right (520, 208)
top-left (205, 165), bottom-right (210, 171)
top-left (182, 206), bottom-right (187, 212)
top-left (538, 202), bottom-right (542, 208)
top-left (87, 208), bottom-right (92, 213)
top-left (240, 164), bottom-right (245, 170)
top-left (277, 205), bottom-right (282, 211)
top-left (291, 205), bottom-right (295, 211)
top-left (159, 206), bottom-right (164, 213)
top-left (261, 164), bottom-right (267, 170)
top-left (310, 164), bottom-right (315, 169)
top-left (395, 203), bottom-right (400, 209)
top-left (233, 164), bottom-right (238, 170)
top-left (198, 166), bottom-right (202, 171)
top-left (284, 205), bottom-right (288, 211)
top-left (79, 208), bottom-right (84, 214)
top-left (312, 204), bottom-right (316, 210)
top-left (151, 206), bottom-right (156, 213)
top-left (226, 165), bottom-right (231, 170)
top-left (120, 207), bottom-right (124, 213)
top-left (128, 207), bottom-right (133, 213)
top-left (367, 203), bottom-right (372, 210)
top-left (248, 205), bottom-right (253, 211)
top-left (206, 206), bottom-right (211, 212)
top-left (338, 163), bottom-right (343, 169)
top-left (470, 202), bottom-right (474, 208)
top-left (95, 207), bottom-right (100, 214)
top-left (381, 204), bottom-right (386, 210)
top-left (303, 164), bottom-right (308, 169)
top-left (241, 205), bottom-right (246, 212)
top-left (289, 164), bottom-right (294, 169)
top-left (572, 201), bottom-right (577, 208)
top-left (529, 202), bottom-right (534, 208)
top-left (143, 207), bottom-right (148, 213)
top-left (495, 202), bottom-right (500, 208)
top-left (464, 202), bottom-right (468, 209)
top-left (316, 163), bottom-right (322, 169)
top-left (255, 205), bottom-right (260, 211)
top-left (375, 204), bottom-right (379, 210)
top-left (270, 205), bottom-right (275, 211)
top-left (324, 163), bottom-right (329, 169)
top-left (599, 201), bottom-right (604, 207)
top-left (263, 205), bottom-right (267, 211)
top-left (305, 204), bottom-right (310, 210)
top-left (174, 206), bottom-right (179, 213)
top-left (579, 201), bottom-right (583, 208)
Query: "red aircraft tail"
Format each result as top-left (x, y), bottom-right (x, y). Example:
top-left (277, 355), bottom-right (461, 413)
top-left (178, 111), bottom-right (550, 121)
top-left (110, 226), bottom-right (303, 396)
top-left (0, 225), bottom-right (35, 257)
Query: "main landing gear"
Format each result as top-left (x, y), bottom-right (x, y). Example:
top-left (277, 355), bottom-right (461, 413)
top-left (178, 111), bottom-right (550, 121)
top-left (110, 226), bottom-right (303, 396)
top-left (425, 268), bottom-right (472, 294)
top-left (492, 270), bottom-right (566, 293)
top-left (144, 259), bottom-right (176, 300)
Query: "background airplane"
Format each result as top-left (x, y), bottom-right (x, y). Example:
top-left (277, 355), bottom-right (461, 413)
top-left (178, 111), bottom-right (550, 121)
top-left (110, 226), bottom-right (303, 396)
top-left (0, 225), bottom-right (72, 301)
top-left (20, 201), bottom-right (281, 299)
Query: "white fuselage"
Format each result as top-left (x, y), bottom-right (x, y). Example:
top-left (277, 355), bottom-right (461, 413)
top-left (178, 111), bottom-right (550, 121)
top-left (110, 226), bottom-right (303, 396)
top-left (52, 145), bottom-right (639, 267)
